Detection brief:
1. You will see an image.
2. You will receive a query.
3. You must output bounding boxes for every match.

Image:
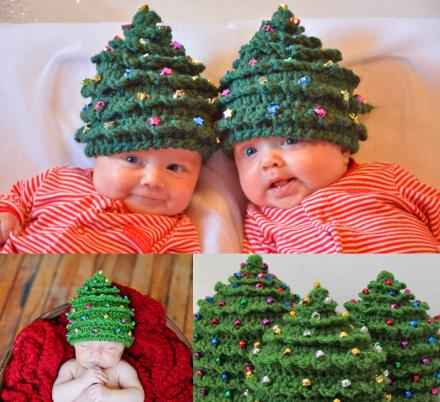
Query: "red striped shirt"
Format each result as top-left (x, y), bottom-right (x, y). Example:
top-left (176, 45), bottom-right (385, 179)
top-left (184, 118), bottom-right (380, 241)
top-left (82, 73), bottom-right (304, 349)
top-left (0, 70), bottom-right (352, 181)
top-left (243, 161), bottom-right (440, 254)
top-left (0, 166), bottom-right (200, 254)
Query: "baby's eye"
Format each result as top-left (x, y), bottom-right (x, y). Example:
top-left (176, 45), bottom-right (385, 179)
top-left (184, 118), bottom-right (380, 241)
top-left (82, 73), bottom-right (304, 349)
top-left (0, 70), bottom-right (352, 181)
top-left (244, 146), bottom-right (257, 157)
top-left (281, 137), bottom-right (298, 146)
top-left (167, 163), bottom-right (184, 172)
top-left (126, 155), bottom-right (141, 164)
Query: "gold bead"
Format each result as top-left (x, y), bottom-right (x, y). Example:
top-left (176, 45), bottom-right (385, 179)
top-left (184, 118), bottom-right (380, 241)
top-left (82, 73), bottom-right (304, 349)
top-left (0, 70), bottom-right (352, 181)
top-left (313, 281), bottom-right (321, 288)
top-left (340, 331), bottom-right (348, 338)
top-left (136, 92), bottom-right (150, 101)
top-left (302, 378), bottom-right (311, 387)
top-left (258, 76), bottom-right (268, 85)
top-left (103, 314), bottom-right (109, 319)
top-left (324, 60), bottom-right (334, 67)
top-left (290, 16), bottom-right (300, 25)
top-left (341, 89), bottom-right (349, 101)
top-left (103, 121), bottom-right (114, 128)
top-left (278, 3), bottom-right (289, 9)
top-left (254, 341), bottom-right (261, 348)
top-left (246, 371), bottom-right (252, 378)
top-left (272, 325), bottom-right (281, 335)
top-left (386, 394), bottom-right (392, 401)
top-left (302, 296), bottom-right (311, 305)
top-left (138, 4), bottom-right (149, 12)
top-left (289, 310), bottom-right (297, 317)
top-left (349, 113), bottom-right (359, 123)
top-left (139, 38), bottom-right (147, 45)
top-left (92, 74), bottom-right (101, 82)
top-left (351, 347), bottom-right (361, 356)
top-left (376, 375), bottom-right (384, 384)
top-left (283, 348), bottom-right (292, 355)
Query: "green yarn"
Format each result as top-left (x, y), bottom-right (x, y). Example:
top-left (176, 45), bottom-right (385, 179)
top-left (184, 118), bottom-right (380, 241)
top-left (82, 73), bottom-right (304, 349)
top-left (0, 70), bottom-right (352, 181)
top-left (345, 271), bottom-right (440, 401)
top-left (193, 255), bottom-right (299, 401)
top-left (216, 5), bottom-right (372, 157)
top-left (66, 271), bottom-right (135, 347)
top-left (75, 4), bottom-right (219, 161)
top-left (247, 283), bottom-right (387, 401)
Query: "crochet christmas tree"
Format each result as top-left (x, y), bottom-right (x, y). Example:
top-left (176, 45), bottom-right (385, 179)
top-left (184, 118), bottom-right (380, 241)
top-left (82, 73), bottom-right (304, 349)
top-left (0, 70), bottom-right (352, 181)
top-left (216, 4), bottom-right (372, 156)
top-left (75, 4), bottom-right (218, 160)
top-left (66, 271), bottom-right (135, 346)
top-left (193, 255), bottom-right (299, 401)
top-left (344, 271), bottom-right (440, 401)
top-left (247, 282), bottom-right (387, 401)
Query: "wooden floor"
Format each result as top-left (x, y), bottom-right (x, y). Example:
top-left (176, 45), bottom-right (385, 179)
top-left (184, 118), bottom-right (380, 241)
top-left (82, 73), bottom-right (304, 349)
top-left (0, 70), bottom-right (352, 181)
top-left (0, 254), bottom-right (193, 361)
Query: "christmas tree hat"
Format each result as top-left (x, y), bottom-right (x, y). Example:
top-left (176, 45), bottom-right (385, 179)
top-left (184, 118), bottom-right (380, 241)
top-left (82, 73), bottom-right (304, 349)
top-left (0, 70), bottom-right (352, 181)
top-left (247, 281), bottom-right (387, 401)
top-left (344, 271), bottom-right (440, 401)
top-left (75, 4), bottom-right (218, 160)
top-left (65, 271), bottom-right (135, 347)
top-left (216, 4), bottom-right (372, 157)
top-left (193, 255), bottom-right (299, 401)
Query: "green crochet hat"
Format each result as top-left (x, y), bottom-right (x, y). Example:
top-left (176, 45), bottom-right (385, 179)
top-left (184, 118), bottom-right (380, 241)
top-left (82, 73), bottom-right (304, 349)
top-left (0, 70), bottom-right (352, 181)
top-left (66, 271), bottom-right (135, 347)
top-left (75, 4), bottom-right (219, 161)
top-left (217, 5), bottom-right (372, 157)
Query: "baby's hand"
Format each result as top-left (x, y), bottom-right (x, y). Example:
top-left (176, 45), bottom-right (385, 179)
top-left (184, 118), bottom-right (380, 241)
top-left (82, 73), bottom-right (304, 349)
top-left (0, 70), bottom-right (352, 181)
top-left (86, 383), bottom-right (110, 402)
top-left (80, 368), bottom-right (108, 388)
top-left (0, 212), bottom-right (21, 243)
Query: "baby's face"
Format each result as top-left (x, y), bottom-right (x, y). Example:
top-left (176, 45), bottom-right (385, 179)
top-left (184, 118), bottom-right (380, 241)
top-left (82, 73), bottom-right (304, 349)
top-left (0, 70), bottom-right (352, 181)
top-left (93, 147), bottom-right (202, 216)
top-left (233, 137), bottom-right (350, 209)
top-left (74, 341), bottom-right (124, 369)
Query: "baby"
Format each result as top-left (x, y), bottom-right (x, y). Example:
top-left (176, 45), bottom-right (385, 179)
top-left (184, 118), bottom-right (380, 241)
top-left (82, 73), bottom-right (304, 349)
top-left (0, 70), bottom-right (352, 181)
top-left (217, 5), bottom-right (440, 254)
top-left (0, 4), bottom-right (217, 253)
top-left (52, 271), bottom-right (144, 402)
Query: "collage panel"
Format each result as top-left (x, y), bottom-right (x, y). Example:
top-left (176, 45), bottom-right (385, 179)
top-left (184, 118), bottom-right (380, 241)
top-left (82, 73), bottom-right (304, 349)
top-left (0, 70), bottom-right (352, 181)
top-left (193, 254), bottom-right (440, 401)
top-left (0, 254), bottom-right (193, 401)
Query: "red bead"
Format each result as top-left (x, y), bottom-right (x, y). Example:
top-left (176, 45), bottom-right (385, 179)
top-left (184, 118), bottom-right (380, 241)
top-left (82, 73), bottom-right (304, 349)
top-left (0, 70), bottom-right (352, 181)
top-left (196, 370), bottom-right (205, 377)
top-left (240, 262), bottom-right (246, 268)
top-left (413, 375), bottom-right (420, 382)
top-left (242, 272), bottom-right (250, 278)
top-left (385, 279), bottom-right (393, 286)
top-left (386, 319), bottom-right (394, 326)
top-left (239, 340), bottom-right (247, 348)
top-left (277, 288), bottom-right (283, 293)
top-left (211, 318), bottom-right (219, 326)
top-left (350, 299), bottom-right (357, 303)
top-left (362, 288), bottom-right (369, 294)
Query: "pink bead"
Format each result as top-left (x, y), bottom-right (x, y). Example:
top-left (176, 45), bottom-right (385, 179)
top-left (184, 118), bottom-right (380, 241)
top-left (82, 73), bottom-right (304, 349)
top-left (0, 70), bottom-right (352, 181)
top-left (255, 283), bottom-right (263, 289)
top-left (233, 320), bottom-right (241, 327)
top-left (257, 273), bottom-right (265, 279)
top-left (94, 100), bottom-right (106, 111)
top-left (390, 303), bottom-right (399, 309)
top-left (405, 288), bottom-right (411, 293)
top-left (171, 40), bottom-right (182, 49)
top-left (354, 94), bottom-right (365, 103)
top-left (248, 58), bottom-right (258, 66)
top-left (427, 318), bottom-right (434, 324)
top-left (432, 388), bottom-right (439, 395)
top-left (245, 364), bottom-right (253, 372)
top-left (261, 25), bottom-right (274, 32)
top-left (196, 370), bottom-right (204, 377)
top-left (266, 297), bottom-right (274, 304)
top-left (218, 300), bottom-right (225, 307)
top-left (422, 357), bottom-right (430, 365)
top-left (160, 67), bottom-right (173, 75)
top-left (221, 88), bottom-right (231, 97)
top-left (401, 340), bottom-right (409, 348)
top-left (121, 24), bottom-right (132, 30)
top-left (262, 319), bottom-right (270, 326)
top-left (313, 105), bottom-right (327, 118)
top-left (86, 303), bottom-right (91, 309)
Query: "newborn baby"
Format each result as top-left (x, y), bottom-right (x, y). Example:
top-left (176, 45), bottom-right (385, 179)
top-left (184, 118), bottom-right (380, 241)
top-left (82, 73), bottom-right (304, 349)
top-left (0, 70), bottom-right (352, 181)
top-left (52, 272), bottom-right (144, 402)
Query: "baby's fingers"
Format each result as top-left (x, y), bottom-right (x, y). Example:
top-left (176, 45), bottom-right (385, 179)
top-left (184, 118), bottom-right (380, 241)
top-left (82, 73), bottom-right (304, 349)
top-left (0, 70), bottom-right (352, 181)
top-left (0, 213), bottom-right (21, 242)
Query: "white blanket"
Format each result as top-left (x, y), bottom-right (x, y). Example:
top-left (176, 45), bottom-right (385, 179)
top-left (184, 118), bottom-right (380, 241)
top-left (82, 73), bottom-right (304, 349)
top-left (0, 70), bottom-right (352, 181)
top-left (1, 18), bottom-right (439, 252)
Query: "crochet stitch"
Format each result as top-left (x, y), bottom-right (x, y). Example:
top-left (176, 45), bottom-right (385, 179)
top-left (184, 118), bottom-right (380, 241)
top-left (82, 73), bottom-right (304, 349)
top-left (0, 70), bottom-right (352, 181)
top-left (75, 4), bottom-right (218, 160)
top-left (193, 255), bottom-right (298, 400)
top-left (66, 271), bottom-right (135, 347)
top-left (217, 4), bottom-right (372, 156)
top-left (247, 282), bottom-right (387, 401)
top-left (345, 271), bottom-right (440, 401)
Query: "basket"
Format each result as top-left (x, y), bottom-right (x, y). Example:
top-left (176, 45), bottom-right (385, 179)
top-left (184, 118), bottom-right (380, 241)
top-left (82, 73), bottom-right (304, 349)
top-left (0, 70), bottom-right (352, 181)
top-left (0, 303), bottom-right (191, 390)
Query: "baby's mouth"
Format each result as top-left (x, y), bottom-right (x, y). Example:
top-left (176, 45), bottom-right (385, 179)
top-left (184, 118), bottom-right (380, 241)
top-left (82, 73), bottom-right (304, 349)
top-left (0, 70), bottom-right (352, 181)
top-left (269, 178), bottom-right (294, 190)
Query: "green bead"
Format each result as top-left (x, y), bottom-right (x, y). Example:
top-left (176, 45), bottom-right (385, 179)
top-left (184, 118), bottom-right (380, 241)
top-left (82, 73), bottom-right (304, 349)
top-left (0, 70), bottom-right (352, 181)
top-left (194, 332), bottom-right (201, 340)
top-left (215, 357), bottom-right (222, 365)
top-left (240, 299), bottom-right (248, 307)
top-left (395, 361), bottom-right (401, 368)
top-left (225, 390), bottom-right (232, 398)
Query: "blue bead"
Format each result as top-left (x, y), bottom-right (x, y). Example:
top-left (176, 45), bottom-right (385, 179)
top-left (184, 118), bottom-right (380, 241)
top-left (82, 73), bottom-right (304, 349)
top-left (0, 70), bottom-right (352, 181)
top-left (231, 283), bottom-right (239, 288)
top-left (193, 116), bottom-right (204, 126)
top-left (221, 372), bottom-right (229, 381)
top-left (297, 75), bottom-right (311, 87)
top-left (388, 291), bottom-right (396, 296)
top-left (267, 274), bottom-right (273, 280)
top-left (205, 296), bottom-right (213, 303)
top-left (123, 68), bottom-right (133, 77)
top-left (409, 320), bottom-right (418, 327)
top-left (412, 301), bottom-right (421, 308)
top-left (210, 337), bottom-right (219, 346)
top-left (115, 328), bottom-right (121, 333)
top-left (267, 103), bottom-right (280, 114)
top-left (283, 301), bottom-right (290, 308)
top-left (428, 337), bottom-right (436, 344)
top-left (194, 313), bottom-right (202, 320)
top-left (281, 283), bottom-right (288, 290)
top-left (81, 316), bottom-right (87, 321)
top-left (404, 390), bottom-right (413, 398)
top-left (436, 371), bottom-right (440, 379)
top-left (235, 273), bottom-right (242, 279)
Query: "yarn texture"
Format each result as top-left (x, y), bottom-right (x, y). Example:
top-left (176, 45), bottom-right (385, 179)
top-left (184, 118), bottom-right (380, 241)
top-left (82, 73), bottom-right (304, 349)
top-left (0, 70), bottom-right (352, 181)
top-left (193, 255), bottom-right (298, 400)
top-left (216, 5), bottom-right (372, 157)
top-left (247, 283), bottom-right (387, 401)
top-left (75, 4), bottom-right (218, 160)
top-left (345, 271), bottom-right (440, 401)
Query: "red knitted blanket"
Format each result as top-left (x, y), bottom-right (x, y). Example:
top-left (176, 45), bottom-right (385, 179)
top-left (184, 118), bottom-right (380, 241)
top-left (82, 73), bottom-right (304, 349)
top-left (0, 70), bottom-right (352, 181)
top-left (1, 284), bottom-right (192, 401)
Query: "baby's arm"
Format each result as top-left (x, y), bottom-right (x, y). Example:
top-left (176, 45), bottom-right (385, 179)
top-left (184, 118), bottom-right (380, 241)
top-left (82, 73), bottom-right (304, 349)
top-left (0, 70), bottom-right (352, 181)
top-left (52, 360), bottom-right (108, 402)
top-left (86, 360), bottom-right (144, 402)
top-left (0, 212), bottom-right (22, 243)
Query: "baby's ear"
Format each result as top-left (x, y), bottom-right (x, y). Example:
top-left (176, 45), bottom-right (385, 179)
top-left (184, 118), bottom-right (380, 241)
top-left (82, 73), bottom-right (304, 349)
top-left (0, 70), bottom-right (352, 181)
top-left (341, 147), bottom-right (350, 165)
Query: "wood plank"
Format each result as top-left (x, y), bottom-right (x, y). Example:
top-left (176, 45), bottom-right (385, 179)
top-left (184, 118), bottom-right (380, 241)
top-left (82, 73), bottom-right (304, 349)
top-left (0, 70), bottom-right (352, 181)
top-left (130, 255), bottom-right (155, 295)
top-left (167, 255), bottom-right (192, 332)
top-left (0, 255), bottom-right (23, 315)
top-left (149, 255), bottom-right (174, 308)
top-left (14, 255), bottom-right (61, 336)
top-left (184, 266), bottom-right (194, 347)
top-left (65, 255), bottom-right (97, 301)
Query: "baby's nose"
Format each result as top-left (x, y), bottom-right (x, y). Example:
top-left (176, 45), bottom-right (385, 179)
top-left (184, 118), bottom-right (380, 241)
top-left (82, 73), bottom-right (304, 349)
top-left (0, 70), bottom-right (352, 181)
top-left (261, 150), bottom-right (284, 169)
top-left (140, 167), bottom-right (164, 189)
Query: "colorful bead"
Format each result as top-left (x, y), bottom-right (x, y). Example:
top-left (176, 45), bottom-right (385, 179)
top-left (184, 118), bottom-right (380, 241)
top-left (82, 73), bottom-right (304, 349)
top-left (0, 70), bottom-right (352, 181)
top-left (428, 336), bottom-right (436, 344)
top-left (432, 388), bottom-right (439, 395)
top-left (302, 296), bottom-right (311, 305)
top-left (223, 108), bottom-right (234, 118)
top-left (422, 357), bottom-right (430, 365)
top-left (272, 325), bottom-right (281, 335)
top-left (354, 94), bottom-right (365, 103)
top-left (386, 320), bottom-right (394, 326)
top-left (239, 299), bottom-right (247, 307)
top-left (121, 23), bottom-right (132, 30)
top-left (123, 68), bottom-right (133, 77)
top-left (210, 337), bottom-right (219, 346)
top-left (289, 310), bottom-right (297, 317)
top-left (341, 379), bottom-right (351, 387)
top-left (385, 279), bottom-right (394, 286)
top-left (316, 350), bottom-right (325, 358)
top-left (218, 300), bottom-right (225, 307)
top-left (362, 288), bottom-right (369, 294)
top-left (196, 369), bottom-right (204, 377)
top-left (221, 372), bottom-right (229, 382)
top-left (255, 283), bottom-right (263, 289)
top-left (160, 67), bottom-right (172, 75)
top-left (233, 319), bottom-right (241, 328)
top-left (401, 340), bottom-right (409, 348)
top-left (262, 319), bottom-right (270, 326)
top-left (173, 89), bottom-right (185, 99)
top-left (352, 348), bottom-right (361, 356)
top-left (248, 58), bottom-right (258, 66)
top-left (258, 76), bottom-right (268, 84)
top-left (340, 332), bottom-right (348, 338)
top-left (266, 297), bottom-right (274, 304)
top-left (302, 378), bottom-right (311, 387)
top-left (298, 75), bottom-right (311, 87)
top-left (211, 318), bottom-right (219, 326)
top-left (239, 340), bottom-right (247, 348)
top-left (267, 103), bottom-right (280, 114)
top-left (390, 303), bottom-right (399, 309)
top-left (404, 390), bottom-right (413, 398)
top-left (412, 375), bottom-right (420, 382)
top-left (94, 100), bottom-right (105, 111)
top-left (313, 105), bottom-right (327, 118)
top-left (388, 291), bottom-right (397, 296)
top-left (409, 320), bottom-right (417, 327)
top-left (170, 40), bottom-right (182, 49)
top-left (412, 300), bottom-right (421, 308)
top-left (148, 116), bottom-right (161, 126)
top-left (311, 312), bottom-right (321, 320)
top-left (261, 25), bottom-right (274, 32)
top-left (199, 389), bottom-right (207, 397)
top-left (290, 16), bottom-right (300, 25)
top-left (193, 117), bottom-right (204, 126)
top-left (225, 390), bottom-right (232, 398)
top-left (86, 303), bottom-right (91, 309)
top-left (193, 312), bottom-right (202, 320)
top-left (221, 88), bottom-right (231, 96)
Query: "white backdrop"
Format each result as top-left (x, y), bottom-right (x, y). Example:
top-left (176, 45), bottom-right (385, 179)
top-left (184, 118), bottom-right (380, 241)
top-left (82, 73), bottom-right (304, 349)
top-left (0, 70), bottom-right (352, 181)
top-left (194, 254), bottom-right (440, 314)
